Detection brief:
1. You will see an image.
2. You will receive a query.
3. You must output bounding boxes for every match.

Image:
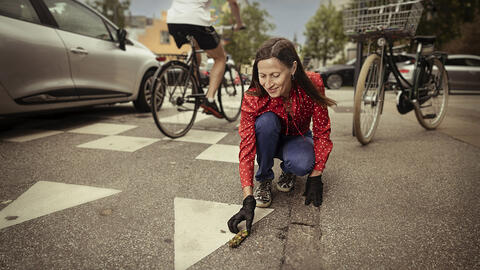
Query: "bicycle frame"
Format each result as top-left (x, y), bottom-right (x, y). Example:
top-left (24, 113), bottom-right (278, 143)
top-left (184, 36), bottom-right (206, 99)
top-left (379, 37), bottom-right (440, 102)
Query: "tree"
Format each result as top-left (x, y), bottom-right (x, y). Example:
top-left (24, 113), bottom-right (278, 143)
top-left (86, 0), bottom-right (130, 28)
top-left (219, 2), bottom-right (275, 68)
top-left (416, 0), bottom-right (480, 50)
top-left (303, 2), bottom-right (347, 66)
top-left (441, 11), bottom-right (480, 54)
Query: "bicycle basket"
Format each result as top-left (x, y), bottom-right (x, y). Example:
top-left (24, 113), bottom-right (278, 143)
top-left (343, 0), bottom-right (424, 38)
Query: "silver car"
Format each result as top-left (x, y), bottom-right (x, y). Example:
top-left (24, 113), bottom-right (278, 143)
top-left (0, 0), bottom-right (159, 116)
top-left (389, 54), bottom-right (480, 92)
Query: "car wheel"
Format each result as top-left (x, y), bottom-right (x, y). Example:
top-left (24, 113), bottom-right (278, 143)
top-left (133, 69), bottom-right (156, 112)
top-left (326, 74), bottom-right (343, 89)
top-left (133, 69), bottom-right (155, 112)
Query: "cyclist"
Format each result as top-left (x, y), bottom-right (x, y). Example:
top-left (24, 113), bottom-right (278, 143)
top-left (166, 0), bottom-right (245, 119)
top-left (228, 38), bottom-right (336, 234)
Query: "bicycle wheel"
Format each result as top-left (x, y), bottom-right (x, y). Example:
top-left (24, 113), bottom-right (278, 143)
top-left (151, 60), bottom-right (199, 138)
top-left (353, 54), bottom-right (384, 145)
top-left (413, 58), bottom-right (449, 130)
top-left (218, 64), bottom-right (244, 122)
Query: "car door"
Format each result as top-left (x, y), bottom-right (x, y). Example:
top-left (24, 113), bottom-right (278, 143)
top-left (43, 0), bottom-right (137, 100)
top-left (464, 57), bottom-right (480, 90)
top-left (444, 57), bottom-right (475, 90)
top-left (0, 0), bottom-right (76, 104)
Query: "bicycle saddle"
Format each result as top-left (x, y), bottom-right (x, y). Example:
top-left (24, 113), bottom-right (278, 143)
top-left (414, 36), bottom-right (436, 44)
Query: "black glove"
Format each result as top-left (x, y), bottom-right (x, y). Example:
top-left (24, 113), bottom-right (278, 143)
top-left (303, 175), bottom-right (323, 207)
top-left (227, 195), bottom-right (256, 234)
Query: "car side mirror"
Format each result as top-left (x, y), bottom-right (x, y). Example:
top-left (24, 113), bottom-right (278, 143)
top-left (117, 28), bottom-right (127, 51)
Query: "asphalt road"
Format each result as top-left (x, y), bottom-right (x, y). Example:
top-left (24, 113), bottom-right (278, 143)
top-left (0, 89), bottom-right (479, 269)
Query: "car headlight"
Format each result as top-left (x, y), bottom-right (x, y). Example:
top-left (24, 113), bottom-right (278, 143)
top-left (316, 67), bottom-right (327, 73)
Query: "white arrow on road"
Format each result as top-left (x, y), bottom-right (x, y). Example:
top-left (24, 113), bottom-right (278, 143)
top-left (174, 197), bottom-right (274, 270)
top-left (0, 181), bottom-right (121, 230)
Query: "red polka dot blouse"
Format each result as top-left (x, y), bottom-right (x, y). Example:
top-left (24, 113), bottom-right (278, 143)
top-left (238, 72), bottom-right (333, 189)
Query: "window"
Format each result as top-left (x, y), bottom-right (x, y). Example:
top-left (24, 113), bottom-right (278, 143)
top-left (44, 0), bottom-right (111, 41)
top-left (0, 0), bottom-right (40, 23)
top-left (465, 58), bottom-right (480, 67)
top-left (160, 31), bottom-right (170, 44)
top-left (105, 22), bottom-right (118, 42)
top-left (445, 58), bottom-right (467, 66)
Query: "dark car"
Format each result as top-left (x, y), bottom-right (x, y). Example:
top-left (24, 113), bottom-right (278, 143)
top-left (315, 58), bottom-right (356, 89)
top-left (317, 54), bottom-right (415, 89)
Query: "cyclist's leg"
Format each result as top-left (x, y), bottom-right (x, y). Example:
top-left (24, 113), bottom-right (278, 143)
top-left (191, 25), bottom-right (226, 118)
top-left (205, 44), bottom-right (227, 99)
top-left (190, 25), bottom-right (227, 99)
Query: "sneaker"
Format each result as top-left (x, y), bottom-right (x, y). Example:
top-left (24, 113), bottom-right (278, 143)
top-left (276, 171), bottom-right (296, 192)
top-left (200, 99), bottom-right (223, 119)
top-left (253, 179), bottom-right (272, 208)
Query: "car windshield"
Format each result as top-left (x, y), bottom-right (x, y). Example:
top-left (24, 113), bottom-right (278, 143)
top-left (346, 58), bottom-right (356, 65)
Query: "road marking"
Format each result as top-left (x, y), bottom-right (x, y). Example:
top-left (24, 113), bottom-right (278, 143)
top-left (0, 129), bottom-right (63, 142)
top-left (77, 135), bottom-right (160, 152)
top-left (196, 144), bottom-right (239, 163)
top-left (68, 123), bottom-right (137, 135)
top-left (174, 197), bottom-right (274, 270)
top-left (158, 109), bottom-right (211, 124)
top-left (0, 181), bottom-right (121, 230)
top-left (164, 129), bottom-right (228, 144)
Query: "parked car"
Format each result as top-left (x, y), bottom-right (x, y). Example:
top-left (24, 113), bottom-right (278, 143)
top-left (389, 54), bottom-right (480, 92)
top-left (0, 0), bottom-right (160, 116)
top-left (316, 54), bottom-right (415, 89)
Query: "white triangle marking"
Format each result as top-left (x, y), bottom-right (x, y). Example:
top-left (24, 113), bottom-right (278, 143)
top-left (174, 197), bottom-right (274, 270)
top-left (0, 181), bottom-right (121, 230)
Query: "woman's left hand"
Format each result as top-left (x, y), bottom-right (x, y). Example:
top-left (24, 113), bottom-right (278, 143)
top-left (303, 174), bottom-right (323, 207)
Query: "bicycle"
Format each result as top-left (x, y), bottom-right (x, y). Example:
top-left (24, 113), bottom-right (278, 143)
top-left (151, 25), bottom-right (245, 138)
top-left (344, 0), bottom-right (449, 145)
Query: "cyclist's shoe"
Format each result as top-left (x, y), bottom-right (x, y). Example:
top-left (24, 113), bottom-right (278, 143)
top-left (254, 179), bottom-right (272, 208)
top-left (201, 99), bottom-right (223, 119)
top-left (276, 171), bottom-right (296, 192)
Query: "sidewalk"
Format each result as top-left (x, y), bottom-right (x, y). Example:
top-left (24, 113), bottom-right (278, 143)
top-left (271, 89), bottom-right (480, 269)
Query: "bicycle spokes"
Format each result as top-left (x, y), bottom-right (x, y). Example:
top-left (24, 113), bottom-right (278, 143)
top-left (413, 58), bottom-right (448, 129)
top-left (152, 61), bottom-right (199, 138)
top-left (354, 54), bottom-right (384, 145)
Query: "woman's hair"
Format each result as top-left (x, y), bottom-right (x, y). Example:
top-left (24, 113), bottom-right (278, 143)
top-left (248, 37), bottom-right (336, 107)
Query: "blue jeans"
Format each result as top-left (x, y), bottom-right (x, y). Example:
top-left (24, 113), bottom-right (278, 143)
top-left (254, 112), bottom-right (315, 182)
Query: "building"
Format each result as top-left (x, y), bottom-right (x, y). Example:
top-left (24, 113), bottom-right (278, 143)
top-left (127, 11), bottom-right (190, 59)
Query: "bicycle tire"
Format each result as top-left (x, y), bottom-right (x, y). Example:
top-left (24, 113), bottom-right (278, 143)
top-left (218, 64), bottom-right (244, 122)
top-left (353, 54), bottom-right (384, 145)
top-left (413, 57), bottom-right (449, 130)
top-left (151, 60), bottom-right (199, 138)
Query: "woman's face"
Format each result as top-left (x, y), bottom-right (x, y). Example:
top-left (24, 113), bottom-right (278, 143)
top-left (257, 57), bottom-right (296, 98)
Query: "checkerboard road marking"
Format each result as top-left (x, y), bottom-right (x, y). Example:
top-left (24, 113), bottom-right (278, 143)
top-left (195, 144), bottom-right (239, 163)
top-left (164, 129), bottom-right (228, 144)
top-left (68, 123), bottom-right (137, 135)
top-left (77, 135), bottom-right (160, 152)
top-left (159, 111), bottom-right (211, 124)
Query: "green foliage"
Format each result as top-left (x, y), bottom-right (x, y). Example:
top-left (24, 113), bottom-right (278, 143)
top-left (303, 2), bottom-right (347, 66)
top-left (416, 0), bottom-right (480, 50)
top-left (441, 11), bottom-right (480, 54)
top-left (86, 0), bottom-right (130, 28)
top-left (219, 2), bottom-right (275, 68)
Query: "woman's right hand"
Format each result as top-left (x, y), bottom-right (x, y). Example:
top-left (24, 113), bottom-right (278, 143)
top-left (227, 195), bottom-right (256, 233)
